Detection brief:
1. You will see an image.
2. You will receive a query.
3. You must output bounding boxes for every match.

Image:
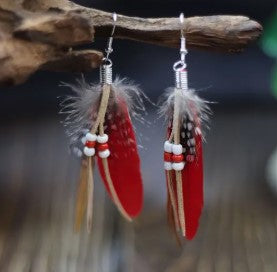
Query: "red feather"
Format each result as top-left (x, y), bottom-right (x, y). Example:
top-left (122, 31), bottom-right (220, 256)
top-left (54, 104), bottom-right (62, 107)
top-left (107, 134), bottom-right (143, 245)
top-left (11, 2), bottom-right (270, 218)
top-left (182, 133), bottom-right (203, 240)
top-left (97, 100), bottom-right (143, 218)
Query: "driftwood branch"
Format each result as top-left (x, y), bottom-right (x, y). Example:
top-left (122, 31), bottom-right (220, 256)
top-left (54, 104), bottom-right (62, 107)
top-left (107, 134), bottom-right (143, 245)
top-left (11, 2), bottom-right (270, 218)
top-left (0, 0), bottom-right (262, 86)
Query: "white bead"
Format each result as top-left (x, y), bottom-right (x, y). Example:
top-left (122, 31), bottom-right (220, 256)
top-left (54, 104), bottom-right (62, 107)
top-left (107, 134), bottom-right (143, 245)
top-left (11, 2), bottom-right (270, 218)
top-left (172, 162), bottom-right (185, 171)
top-left (164, 141), bottom-right (173, 153)
top-left (97, 134), bottom-right (108, 143)
top-left (164, 162), bottom-right (172, 171)
top-left (86, 133), bottom-right (97, 141)
top-left (83, 147), bottom-right (95, 157)
top-left (98, 149), bottom-right (110, 158)
top-left (172, 144), bottom-right (183, 155)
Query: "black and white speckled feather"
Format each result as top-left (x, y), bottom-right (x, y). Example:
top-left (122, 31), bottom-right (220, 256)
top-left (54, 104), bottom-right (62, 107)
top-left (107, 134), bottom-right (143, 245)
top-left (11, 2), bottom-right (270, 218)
top-left (60, 76), bottom-right (148, 156)
top-left (158, 87), bottom-right (211, 132)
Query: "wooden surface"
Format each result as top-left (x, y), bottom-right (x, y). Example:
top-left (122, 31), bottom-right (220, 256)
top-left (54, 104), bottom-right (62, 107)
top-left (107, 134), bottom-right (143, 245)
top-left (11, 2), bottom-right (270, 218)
top-left (0, 0), bottom-right (262, 86)
top-left (0, 108), bottom-right (277, 272)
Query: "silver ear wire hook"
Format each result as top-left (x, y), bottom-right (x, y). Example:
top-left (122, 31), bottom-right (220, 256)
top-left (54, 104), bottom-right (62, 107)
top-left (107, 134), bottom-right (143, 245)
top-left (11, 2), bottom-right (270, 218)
top-left (105, 12), bottom-right (117, 60)
top-left (100, 12), bottom-right (117, 85)
top-left (179, 13), bottom-right (187, 63)
top-left (173, 13), bottom-right (188, 90)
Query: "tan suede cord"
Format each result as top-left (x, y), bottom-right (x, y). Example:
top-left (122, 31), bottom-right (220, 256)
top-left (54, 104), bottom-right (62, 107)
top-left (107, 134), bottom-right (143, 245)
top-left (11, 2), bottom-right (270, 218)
top-left (77, 84), bottom-right (133, 231)
top-left (74, 159), bottom-right (88, 232)
top-left (91, 84), bottom-right (111, 135)
top-left (176, 171), bottom-right (185, 236)
top-left (95, 84), bottom-right (132, 221)
top-left (83, 84), bottom-right (111, 231)
top-left (166, 170), bottom-right (180, 232)
top-left (86, 156), bottom-right (95, 232)
top-left (102, 158), bottom-right (132, 221)
top-left (172, 88), bottom-right (186, 237)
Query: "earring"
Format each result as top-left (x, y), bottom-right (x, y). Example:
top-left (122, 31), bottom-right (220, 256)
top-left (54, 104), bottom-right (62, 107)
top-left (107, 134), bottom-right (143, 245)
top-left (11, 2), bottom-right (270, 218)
top-left (62, 13), bottom-right (144, 232)
top-left (159, 14), bottom-right (210, 240)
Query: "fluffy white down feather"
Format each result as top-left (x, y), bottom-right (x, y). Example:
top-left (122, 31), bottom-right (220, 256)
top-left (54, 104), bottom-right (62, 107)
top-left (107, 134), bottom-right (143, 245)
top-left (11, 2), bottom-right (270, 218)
top-left (60, 76), bottom-right (148, 155)
top-left (159, 87), bottom-right (211, 129)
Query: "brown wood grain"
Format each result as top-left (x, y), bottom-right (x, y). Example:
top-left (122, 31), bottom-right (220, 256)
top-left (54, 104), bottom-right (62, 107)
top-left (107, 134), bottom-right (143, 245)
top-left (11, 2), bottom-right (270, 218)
top-left (0, 0), bottom-right (262, 86)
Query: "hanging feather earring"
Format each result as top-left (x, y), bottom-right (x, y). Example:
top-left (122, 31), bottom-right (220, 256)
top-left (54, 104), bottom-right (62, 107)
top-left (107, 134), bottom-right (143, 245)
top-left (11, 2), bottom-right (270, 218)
top-left (61, 13), bottom-right (144, 232)
top-left (159, 14), bottom-right (210, 240)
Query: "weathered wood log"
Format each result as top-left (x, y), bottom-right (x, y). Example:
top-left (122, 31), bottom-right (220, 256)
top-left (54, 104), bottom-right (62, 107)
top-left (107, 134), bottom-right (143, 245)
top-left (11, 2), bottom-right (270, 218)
top-left (0, 0), bottom-right (262, 86)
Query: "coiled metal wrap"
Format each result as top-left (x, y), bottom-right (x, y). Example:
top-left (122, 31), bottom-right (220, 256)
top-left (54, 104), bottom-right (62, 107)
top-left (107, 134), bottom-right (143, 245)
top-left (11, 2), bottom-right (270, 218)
top-left (100, 59), bottom-right (113, 85)
top-left (175, 69), bottom-right (188, 90)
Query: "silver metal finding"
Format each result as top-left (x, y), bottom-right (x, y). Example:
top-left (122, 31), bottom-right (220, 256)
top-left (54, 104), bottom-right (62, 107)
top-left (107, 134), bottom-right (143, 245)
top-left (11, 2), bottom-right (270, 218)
top-left (100, 12), bottom-right (117, 85)
top-left (105, 12), bottom-right (117, 60)
top-left (100, 58), bottom-right (113, 85)
top-left (173, 13), bottom-right (188, 90)
top-left (174, 61), bottom-right (188, 90)
top-left (179, 13), bottom-right (187, 62)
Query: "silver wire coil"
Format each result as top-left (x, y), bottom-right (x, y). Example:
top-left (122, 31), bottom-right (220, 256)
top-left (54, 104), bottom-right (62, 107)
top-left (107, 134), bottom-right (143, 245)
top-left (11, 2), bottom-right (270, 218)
top-left (175, 69), bottom-right (188, 90)
top-left (100, 58), bottom-right (113, 85)
top-left (173, 61), bottom-right (188, 90)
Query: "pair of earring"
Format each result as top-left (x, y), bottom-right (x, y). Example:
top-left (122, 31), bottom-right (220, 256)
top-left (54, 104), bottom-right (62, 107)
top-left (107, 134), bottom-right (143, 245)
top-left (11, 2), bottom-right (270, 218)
top-left (62, 13), bottom-right (210, 241)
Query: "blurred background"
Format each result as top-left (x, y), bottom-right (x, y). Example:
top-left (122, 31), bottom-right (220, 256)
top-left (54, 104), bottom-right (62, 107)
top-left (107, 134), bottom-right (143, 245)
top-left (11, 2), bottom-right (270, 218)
top-left (1, 0), bottom-right (277, 271)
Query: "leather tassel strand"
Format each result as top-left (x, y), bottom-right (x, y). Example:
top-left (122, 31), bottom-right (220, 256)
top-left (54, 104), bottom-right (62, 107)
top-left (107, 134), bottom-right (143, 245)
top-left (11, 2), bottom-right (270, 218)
top-left (74, 159), bottom-right (88, 232)
top-left (86, 156), bottom-right (94, 232)
top-left (62, 77), bottom-right (145, 231)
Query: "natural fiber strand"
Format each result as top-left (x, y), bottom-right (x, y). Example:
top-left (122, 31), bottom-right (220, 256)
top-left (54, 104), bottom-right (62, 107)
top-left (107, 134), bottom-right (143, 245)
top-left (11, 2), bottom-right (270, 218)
top-left (166, 170), bottom-right (179, 231)
top-left (102, 158), bottom-right (132, 221)
top-left (173, 89), bottom-right (186, 237)
top-left (86, 156), bottom-right (94, 232)
top-left (176, 171), bottom-right (185, 236)
top-left (74, 159), bottom-right (88, 231)
top-left (98, 84), bottom-right (132, 221)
